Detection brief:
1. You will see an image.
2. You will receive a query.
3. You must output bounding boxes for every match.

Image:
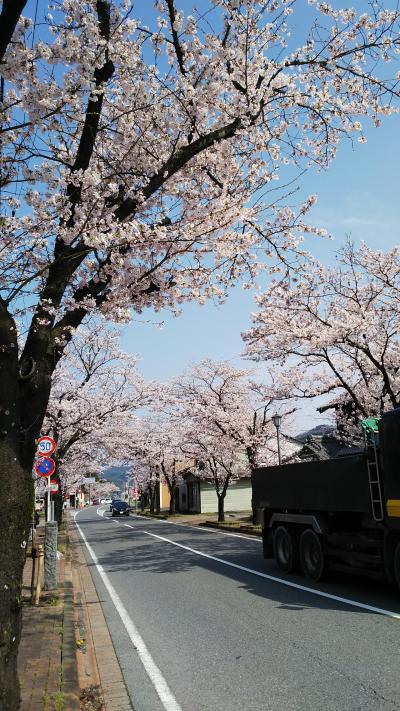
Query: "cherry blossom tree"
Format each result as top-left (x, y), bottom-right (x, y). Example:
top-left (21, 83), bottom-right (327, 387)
top-left (126, 414), bottom-right (186, 515)
top-left (130, 459), bottom-right (161, 513)
top-left (243, 242), bottom-right (400, 438)
top-left (90, 480), bottom-right (119, 500)
top-left (1, 1), bottom-right (400, 704)
top-left (184, 431), bottom-right (248, 522)
top-left (171, 359), bottom-right (293, 520)
top-left (41, 322), bottom-right (150, 519)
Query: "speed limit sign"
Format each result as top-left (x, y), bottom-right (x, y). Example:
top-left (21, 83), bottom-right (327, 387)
top-left (36, 436), bottom-right (56, 457)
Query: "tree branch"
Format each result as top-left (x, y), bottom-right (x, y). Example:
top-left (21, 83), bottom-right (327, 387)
top-left (0, 0), bottom-right (27, 64)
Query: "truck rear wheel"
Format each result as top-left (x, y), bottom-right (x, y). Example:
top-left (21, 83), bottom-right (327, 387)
top-left (394, 541), bottom-right (400, 591)
top-left (299, 529), bottom-right (326, 581)
top-left (273, 526), bottom-right (299, 573)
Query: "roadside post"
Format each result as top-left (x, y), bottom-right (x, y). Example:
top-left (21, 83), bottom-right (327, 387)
top-left (43, 520), bottom-right (58, 590)
top-left (34, 436), bottom-right (58, 590)
top-left (30, 547), bottom-right (37, 604)
top-left (34, 544), bottom-right (44, 606)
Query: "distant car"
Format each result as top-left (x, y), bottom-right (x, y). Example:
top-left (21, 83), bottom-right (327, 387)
top-left (100, 498), bottom-right (112, 505)
top-left (111, 500), bottom-right (130, 517)
top-left (92, 498), bottom-right (100, 505)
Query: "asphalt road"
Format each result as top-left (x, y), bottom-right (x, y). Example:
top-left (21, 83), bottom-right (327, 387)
top-left (75, 508), bottom-right (400, 711)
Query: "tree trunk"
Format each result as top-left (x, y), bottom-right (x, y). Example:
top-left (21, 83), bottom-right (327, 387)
top-left (149, 485), bottom-right (155, 513)
top-left (52, 458), bottom-right (63, 525)
top-left (155, 474), bottom-right (160, 515)
top-left (217, 494), bottom-right (225, 523)
top-left (0, 442), bottom-right (33, 711)
top-left (54, 490), bottom-right (63, 526)
top-left (168, 485), bottom-right (176, 516)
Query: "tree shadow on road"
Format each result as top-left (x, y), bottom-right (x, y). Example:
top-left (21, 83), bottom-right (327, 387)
top-left (76, 515), bottom-right (400, 618)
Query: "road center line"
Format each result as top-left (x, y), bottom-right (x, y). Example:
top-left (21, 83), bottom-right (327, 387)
top-left (131, 514), bottom-right (262, 542)
top-left (141, 528), bottom-right (400, 621)
top-left (94, 511), bottom-right (400, 620)
top-left (97, 510), bottom-right (259, 542)
top-left (75, 518), bottom-right (182, 711)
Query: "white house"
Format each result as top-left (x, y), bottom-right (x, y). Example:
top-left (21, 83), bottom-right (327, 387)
top-left (178, 472), bottom-right (252, 514)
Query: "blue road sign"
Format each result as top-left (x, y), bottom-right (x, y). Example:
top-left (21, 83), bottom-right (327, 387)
top-left (34, 457), bottom-right (56, 477)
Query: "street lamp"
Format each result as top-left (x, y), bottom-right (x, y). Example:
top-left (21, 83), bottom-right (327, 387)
top-left (272, 413), bottom-right (282, 465)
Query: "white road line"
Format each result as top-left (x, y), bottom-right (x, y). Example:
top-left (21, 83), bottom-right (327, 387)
top-left (92, 509), bottom-right (400, 620)
top-left (74, 518), bottom-right (182, 711)
top-left (141, 529), bottom-right (400, 621)
top-left (131, 514), bottom-right (262, 543)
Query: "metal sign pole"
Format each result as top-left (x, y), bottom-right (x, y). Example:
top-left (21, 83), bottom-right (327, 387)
top-left (47, 475), bottom-right (51, 521)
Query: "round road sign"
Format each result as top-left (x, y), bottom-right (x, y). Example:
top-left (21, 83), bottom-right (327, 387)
top-left (37, 436), bottom-right (56, 457)
top-left (34, 457), bottom-right (56, 477)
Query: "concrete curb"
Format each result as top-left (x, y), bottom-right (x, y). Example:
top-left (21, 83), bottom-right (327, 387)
top-left (61, 572), bottom-right (81, 709)
top-left (69, 516), bottom-right (132, 711)
top-left (199, 521), bottom-right (262, 536)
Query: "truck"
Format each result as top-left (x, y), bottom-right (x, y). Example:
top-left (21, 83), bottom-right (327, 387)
top-left (251, 408), bottom-right (400, 589)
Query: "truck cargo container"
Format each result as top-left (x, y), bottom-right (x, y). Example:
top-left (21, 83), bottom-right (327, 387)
top-left (251, 409), bottom-right (400, 588)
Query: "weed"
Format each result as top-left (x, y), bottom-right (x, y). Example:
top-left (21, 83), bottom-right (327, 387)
top-left (54, 691), bottom-right (66, 711)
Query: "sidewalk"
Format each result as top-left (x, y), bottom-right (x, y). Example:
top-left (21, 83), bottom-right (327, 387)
top-left (18, 514), bottom-right (131, 711)
top-left (18, 522), bottom-right (80, 711)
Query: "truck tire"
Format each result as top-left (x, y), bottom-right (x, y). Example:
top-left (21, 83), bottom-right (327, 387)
top-left (394, 541), bottom-right (400, 591)
top-left (299, 529), bottom-right (326, 581)
top-left (273, 525), bottom-right (299, 573)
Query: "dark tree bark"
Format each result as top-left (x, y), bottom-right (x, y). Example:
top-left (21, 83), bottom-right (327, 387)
top-left (0, 303), bottom-right (36, 710)
top-left (149, 484), bottom-right (156, 513)
top-left (155, 471), bottom-right (161, 515)
top-left (0, 0), bottom-right (27, 63)
top-left (53, 487), bottom-right (63, 527)
top-left (0, 444), bottom-right (33, 710)
top-left (168, 488), bottom-right (176, 516)
top-left (217, 493), bottom-right (225, 523)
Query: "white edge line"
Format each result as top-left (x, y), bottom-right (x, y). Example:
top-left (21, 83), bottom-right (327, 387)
top-left (74, 517), bottom-right (182, 711)
top-left (89, 509), bottom-right (400, 620)
top-left (140, 529), bottom-right (400, 621)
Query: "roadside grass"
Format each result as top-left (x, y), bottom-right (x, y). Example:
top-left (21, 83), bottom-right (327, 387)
top-left (54, 691), bottom-right (67, 711)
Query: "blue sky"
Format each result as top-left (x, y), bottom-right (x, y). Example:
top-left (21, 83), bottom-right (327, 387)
top-left (121, 110), bottom-right (399, 429)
